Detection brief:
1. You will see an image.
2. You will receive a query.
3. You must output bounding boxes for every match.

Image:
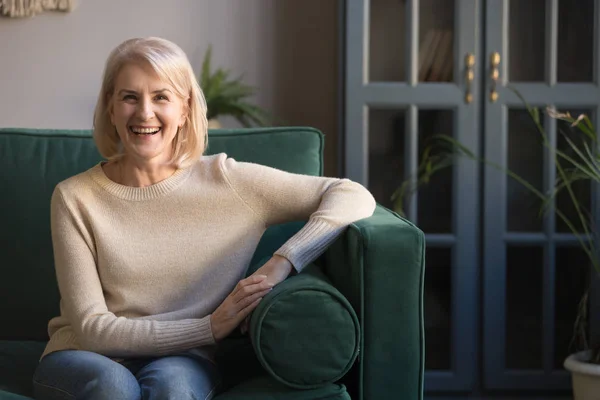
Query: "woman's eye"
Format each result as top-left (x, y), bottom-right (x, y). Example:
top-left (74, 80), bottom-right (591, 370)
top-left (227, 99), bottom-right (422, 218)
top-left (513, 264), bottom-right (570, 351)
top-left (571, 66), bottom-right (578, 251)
top-left (155, 94), bottom-right (168, 101)
top-left (123, 94), bottom-right (136, 101)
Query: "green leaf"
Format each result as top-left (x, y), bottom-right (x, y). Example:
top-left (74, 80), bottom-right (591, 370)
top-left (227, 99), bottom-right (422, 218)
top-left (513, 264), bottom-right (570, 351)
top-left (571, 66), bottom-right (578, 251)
top-left (200, 45), bottom-right (212, 90)
top-left (532, 107), bottom-right (540, 126)
top-left (557, 132), bottom-right (600, 181)
top-left (199, 45), bottom-right (273, 126)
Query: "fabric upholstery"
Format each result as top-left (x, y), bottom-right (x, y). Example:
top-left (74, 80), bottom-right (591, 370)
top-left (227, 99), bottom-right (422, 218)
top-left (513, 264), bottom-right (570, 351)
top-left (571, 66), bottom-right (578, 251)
top-left (0, 341), bottom-right (45, 398)
top-left (323, 205), bottom-right (426, 400)
top-left (0, 391), bottom-right (32, 400)
top-left (248, 262), bottom-right (359, 389)
top-left (214, 376), bottom-right (350, 400)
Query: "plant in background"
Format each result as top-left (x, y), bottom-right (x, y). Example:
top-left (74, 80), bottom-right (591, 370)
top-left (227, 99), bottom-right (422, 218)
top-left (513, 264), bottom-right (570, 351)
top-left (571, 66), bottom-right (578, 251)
top-left (394, 92), bottom-right (600, 365)
top-left (199, 45), bottom-right (272, 128)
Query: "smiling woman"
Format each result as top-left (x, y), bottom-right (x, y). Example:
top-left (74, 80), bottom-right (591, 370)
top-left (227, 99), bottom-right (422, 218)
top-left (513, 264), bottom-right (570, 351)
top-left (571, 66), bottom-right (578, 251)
top-left (31, 36), bottom-right (376, 400)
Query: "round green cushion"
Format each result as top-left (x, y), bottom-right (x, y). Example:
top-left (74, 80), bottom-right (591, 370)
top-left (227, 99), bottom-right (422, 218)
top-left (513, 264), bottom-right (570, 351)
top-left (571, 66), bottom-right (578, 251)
top-left (248, 263), bottom-right (360, 389)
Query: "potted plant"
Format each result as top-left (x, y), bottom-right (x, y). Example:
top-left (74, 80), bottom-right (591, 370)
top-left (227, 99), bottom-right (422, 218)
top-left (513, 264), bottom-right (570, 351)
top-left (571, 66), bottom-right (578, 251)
top-left (199, 45), bottom-right (272, 129)
top-left (547, 108), bottom-right (600, 399)
top-left (394, 95), bottom-right (600, 399)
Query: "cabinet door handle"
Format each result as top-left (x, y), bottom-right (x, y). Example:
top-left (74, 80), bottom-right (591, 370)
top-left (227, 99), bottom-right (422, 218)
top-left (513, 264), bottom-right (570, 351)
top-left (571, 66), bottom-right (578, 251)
top-left (465, 53), bottom-right (475, 104)
top-left (490, 52), bottom-right (500, 102)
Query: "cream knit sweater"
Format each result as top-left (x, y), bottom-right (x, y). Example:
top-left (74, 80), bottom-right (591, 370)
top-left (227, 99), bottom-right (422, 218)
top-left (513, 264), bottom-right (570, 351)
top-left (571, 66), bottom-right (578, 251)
top-left (42, 153), bottom-right (376, 361)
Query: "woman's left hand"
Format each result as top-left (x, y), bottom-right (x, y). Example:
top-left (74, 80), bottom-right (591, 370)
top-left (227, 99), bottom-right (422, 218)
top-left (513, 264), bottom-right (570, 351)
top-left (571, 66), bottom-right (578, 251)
top-left (240, 255), bottom-right (295, 334)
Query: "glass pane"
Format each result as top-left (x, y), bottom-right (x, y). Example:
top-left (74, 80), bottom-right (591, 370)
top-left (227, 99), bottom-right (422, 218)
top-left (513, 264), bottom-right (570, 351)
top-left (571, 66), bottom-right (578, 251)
top-left (507, 109), bottom-right (545, 232)
top-left (370, 0), bottom-right (406, 82)
top-left (555, 109), bottom-right (593, 233)
top-left (425, 246), bottom-right (452, 370)
top-left (509, 0), bottom-right (546, 82)
top-left (558, 0), bottom-right (595, 82)
top-left (506, 246), bottom-right (544, 369)
top-left (554, 246), bottom-right (589, 369)
top-left (418, 110), bottom-right (453, 233)
top-left (418, 0), bottom-right (455, 82)
top-left (368, 109), bottom-right (406, 210)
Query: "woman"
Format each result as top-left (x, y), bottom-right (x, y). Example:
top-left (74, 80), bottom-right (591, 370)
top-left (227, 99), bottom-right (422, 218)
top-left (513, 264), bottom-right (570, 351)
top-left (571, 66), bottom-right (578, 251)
top-left (32, 37), bottom-right (376, 400)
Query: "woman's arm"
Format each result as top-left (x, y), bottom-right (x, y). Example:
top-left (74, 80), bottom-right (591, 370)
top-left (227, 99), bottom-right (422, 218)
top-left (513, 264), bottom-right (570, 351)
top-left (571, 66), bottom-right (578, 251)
top-left (219, 154), bottom-right (376, 272)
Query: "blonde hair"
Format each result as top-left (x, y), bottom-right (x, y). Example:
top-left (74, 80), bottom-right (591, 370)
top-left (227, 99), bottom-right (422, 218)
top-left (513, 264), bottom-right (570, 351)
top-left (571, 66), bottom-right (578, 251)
top-left (93, 37), bottom-right (208, 168)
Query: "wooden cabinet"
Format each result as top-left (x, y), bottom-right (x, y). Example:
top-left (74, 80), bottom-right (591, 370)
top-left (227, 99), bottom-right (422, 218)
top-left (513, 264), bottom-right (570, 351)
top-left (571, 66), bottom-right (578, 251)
top-left (344, 0), bottom-right (600, 395)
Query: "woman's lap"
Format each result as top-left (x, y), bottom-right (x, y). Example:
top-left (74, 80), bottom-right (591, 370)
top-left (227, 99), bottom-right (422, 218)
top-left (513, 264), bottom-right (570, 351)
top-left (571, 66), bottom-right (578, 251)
top-left (130, 355), bottom-right (221, 400)
top-left (33, 350), bottom-right (221, 400)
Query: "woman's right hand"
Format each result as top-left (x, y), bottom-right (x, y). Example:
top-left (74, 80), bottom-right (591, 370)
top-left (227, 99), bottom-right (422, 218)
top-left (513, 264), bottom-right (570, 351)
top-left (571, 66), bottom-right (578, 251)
top-left (210, 274), bottom-right (273, 341)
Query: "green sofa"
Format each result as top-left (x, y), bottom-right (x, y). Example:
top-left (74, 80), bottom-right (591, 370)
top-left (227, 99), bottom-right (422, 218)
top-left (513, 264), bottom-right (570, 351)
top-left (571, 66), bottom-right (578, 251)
top-left (0, 127), bottom-right (425, 399)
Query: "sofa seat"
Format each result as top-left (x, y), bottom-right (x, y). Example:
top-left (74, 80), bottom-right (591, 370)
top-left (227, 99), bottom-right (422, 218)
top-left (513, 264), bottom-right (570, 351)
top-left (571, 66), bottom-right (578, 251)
top-left (0, 345), bottom-right (349, 399)
top-left (214, 376), bottom-right (350, 400)
top-left (0, 341), bottom-right (46, 399)
top-left (0, 391), bottom-right (32, 400)
top-left (0, 341), bottom-right (350, 400)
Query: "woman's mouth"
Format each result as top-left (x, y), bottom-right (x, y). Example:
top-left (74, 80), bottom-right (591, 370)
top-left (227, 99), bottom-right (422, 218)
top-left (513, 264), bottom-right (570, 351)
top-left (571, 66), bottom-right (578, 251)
top-left (129, 126), bottom-right (161, 135)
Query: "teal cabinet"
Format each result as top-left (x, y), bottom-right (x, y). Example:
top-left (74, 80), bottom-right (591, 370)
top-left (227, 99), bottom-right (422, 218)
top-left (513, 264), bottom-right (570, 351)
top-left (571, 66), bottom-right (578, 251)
top-left (344, 0), bottom-right (600, 395)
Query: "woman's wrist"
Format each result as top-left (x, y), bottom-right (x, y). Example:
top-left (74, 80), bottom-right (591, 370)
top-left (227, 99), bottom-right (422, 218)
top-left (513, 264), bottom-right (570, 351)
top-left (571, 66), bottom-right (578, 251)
top-left (251, 255), bottom-right (294, 287)
top-left (209, 314), bottom-right (223, 342)
top-left (272, 254), bottom-right (293, 272)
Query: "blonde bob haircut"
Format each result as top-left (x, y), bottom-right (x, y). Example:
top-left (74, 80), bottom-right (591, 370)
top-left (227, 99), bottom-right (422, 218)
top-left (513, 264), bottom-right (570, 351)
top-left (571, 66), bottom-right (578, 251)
top-left (93, 37), bottom-right (208, 168)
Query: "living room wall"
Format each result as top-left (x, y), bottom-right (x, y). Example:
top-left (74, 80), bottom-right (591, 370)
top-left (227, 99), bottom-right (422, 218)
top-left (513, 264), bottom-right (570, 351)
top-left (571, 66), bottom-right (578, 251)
top-left (0, 0), bottom-right (340, 175)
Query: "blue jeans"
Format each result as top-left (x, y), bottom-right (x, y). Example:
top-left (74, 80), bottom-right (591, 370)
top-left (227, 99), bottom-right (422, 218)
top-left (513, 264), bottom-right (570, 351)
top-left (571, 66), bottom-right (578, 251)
top-left (32, 350), bottom-right (221, 400)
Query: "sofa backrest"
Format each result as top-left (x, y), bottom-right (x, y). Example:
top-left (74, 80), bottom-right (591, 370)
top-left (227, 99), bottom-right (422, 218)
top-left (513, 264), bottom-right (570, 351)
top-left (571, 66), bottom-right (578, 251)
top-left (0, 127), bottom-right (324, 341)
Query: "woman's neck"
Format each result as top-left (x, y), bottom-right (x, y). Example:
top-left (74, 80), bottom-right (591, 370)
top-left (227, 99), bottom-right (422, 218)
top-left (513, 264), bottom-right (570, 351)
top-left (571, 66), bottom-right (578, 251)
top-left (110, 157), bottom-right (178, 187)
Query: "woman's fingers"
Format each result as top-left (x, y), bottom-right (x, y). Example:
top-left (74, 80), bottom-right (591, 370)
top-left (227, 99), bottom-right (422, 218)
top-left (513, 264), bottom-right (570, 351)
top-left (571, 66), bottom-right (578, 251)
top-left (212, 275), bottom-right (275, 341)
top-left (238, 297), bottom-right (263, 321)
top-left (236, 287), bottom-right (272, 310)
top-left (240, 316), bottom-right (250, 335)
top-left (233, 280), bottom-right (273, 303)
top-left (232, 274), bottom-right (268, 297)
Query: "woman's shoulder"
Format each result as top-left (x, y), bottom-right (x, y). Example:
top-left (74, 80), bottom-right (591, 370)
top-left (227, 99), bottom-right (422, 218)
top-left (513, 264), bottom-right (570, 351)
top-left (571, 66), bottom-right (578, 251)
top-left (53, 162), bottom-right (103, 199)
top-left (196, 152), bottom-right (230, 175)
top-left (198, 152), bottom-right (262, 172)
top-left (198, 152), bottom-right (227, 165)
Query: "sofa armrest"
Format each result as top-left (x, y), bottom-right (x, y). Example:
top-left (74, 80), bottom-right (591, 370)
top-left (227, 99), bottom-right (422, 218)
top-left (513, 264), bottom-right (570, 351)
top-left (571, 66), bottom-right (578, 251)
top-left (321, 204), bottom-right (425, 400)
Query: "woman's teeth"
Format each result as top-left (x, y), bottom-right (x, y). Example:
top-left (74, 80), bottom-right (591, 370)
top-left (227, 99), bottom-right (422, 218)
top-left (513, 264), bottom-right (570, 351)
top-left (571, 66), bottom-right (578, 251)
top-left (130, 127), bottom-right (160, 135)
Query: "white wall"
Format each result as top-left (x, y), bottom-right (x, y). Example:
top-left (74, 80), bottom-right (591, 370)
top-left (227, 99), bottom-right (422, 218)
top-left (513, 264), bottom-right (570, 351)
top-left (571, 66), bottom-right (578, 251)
top-left (0, 0), bottom-right (340, 175)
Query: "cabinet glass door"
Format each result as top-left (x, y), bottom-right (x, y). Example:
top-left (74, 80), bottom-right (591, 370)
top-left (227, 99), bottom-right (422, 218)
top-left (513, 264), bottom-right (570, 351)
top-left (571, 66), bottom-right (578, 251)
top-left (483, 0), bottom-right (600, 390)
top-left (346, 0), bottom-right (480, 392)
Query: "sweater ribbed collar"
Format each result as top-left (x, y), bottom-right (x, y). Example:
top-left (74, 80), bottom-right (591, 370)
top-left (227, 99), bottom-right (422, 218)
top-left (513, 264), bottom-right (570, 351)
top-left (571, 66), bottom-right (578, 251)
top-left (89, 162), bottom-right (193, 201)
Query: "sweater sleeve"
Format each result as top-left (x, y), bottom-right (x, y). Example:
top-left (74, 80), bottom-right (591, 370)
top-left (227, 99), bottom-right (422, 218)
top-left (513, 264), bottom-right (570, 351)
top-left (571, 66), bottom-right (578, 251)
top-left (219, 154), bottom-right (376, 271)
top-left (50, 187), bottom-right (215, 358)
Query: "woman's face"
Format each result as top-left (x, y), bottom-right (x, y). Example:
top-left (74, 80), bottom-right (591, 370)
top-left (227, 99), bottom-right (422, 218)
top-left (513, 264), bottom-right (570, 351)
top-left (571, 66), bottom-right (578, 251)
top-left (109, 62), bottom-right (187, 165)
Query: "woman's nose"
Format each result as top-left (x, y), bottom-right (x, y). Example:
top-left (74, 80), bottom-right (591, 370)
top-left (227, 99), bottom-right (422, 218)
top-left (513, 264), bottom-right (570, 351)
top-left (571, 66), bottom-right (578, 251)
top-left (136, 99), bottom-right (154, 121)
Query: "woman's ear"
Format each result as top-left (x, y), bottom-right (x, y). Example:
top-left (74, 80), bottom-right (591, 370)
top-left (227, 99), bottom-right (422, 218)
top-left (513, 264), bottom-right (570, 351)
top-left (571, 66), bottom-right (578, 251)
top-left (180, 98), bottom-right (191, 126)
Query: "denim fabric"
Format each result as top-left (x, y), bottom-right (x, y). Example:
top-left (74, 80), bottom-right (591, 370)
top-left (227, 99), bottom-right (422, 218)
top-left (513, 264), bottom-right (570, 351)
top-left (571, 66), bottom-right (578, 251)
top-left (32, 350), bottom-right (221, 400)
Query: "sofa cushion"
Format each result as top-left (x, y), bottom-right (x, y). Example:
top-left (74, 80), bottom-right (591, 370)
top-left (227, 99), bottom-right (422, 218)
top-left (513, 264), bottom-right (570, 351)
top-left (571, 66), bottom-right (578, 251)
top-left (248, 263), bottom-right (360, 389)
top-left (0, 341), bottom-right (45, 398)
top-left (0, 127), bottom-right (324, 341)
top-left (0, 130), bottom-right (103, 341)
top-left (213, 376), bottom-right (350, 400)
top-left (214, 331), bottom-right (265, 392)
top-left (0, 390), bottom-right (33, 400)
